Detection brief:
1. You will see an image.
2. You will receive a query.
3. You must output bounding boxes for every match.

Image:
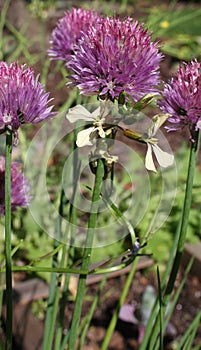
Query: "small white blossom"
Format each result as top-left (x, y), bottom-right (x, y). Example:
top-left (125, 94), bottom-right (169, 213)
top-left (66, 101), bottom-right (113, 147)
top-left (145, 114), bottom-right (174, 172)
top-left (92, 139), bottom-right (118, 165)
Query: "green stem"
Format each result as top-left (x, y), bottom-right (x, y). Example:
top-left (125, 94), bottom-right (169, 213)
top-left (68, 158), bottom-right (104, 350)
top-left (156, 266), bottom-right (163, 350)
top-left (78, 271), bottom-right (111, 350)
top-left (45, 246), bottom-right (66, 350)
top-left (177, 308), bottom-right (201, 349)
top-left (55, 267), bottom-right (70, 349)
top-left (155, 257), bottom-right (194, 350)
top-left (42, 189), bottom-right (66, 350)
top-left (42, 239), bottom-right (59, 350)
top-left (139, 209), bottom-right (182, 350)
top-left (54, 129), bottom-right (81, 350)
top-left (0, 254), bottom-right (135, 275)
top-left (5, 129), bottom-right (13, 350)
top-left (101, 257), bottom-right (139, 350)
top-left (148, 130), bottom-right (200, 349)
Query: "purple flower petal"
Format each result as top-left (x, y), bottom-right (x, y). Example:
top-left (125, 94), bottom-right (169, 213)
top-left (48, 8), bottom-right (101, 61)
top-left (0, 62), bottom-right (55, 137)
top-left (119, 304), bottom-right (138, 325)
top-left (67, 17), bottom-right (162, 101)
top-left (158, 59), bottom-right (201, 132)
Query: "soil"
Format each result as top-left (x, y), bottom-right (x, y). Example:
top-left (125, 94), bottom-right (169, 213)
top-left (0, 1), bottom-right (201, 349)
top-left (2, 261), bottom-right (200, 350)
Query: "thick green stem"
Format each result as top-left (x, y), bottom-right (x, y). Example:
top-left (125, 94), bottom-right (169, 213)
top-left (78, 273), bottom-right (108, 350)
top-left (148, 130), bottom-right (200, 349)
top-left (5, 129), bottom-right (13, 350)
top-left (68, 158), bottom-right (104, 350)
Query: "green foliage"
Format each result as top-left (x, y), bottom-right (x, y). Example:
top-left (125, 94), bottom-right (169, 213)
top-left (27, 0), bottom-right (56, 20)
top-left (144, 3), bottom-right (201, 60)
top-left (166, 143), bottom-right (201, 242)
top-left (144, 143), bottom-right (200, 261)
top-left (10, 211), bottom-right (54, 281)
top-left (31, 298), bottom-right (48, 320)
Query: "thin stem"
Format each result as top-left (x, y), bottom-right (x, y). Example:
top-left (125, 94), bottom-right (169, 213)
top-left (139, 210), bottom-right (182, 350)
top-left (42, 189), bottom-right (66, 350)
top-left (68, 158), bottom-right (104, 350)
top-left (177, 308), bottom-right (201, 349)
top-left (101, 257), bottom-right (139, 350)
top-left (55, 128), bottom-right (81, 350)
top-left (0, 254), bottom-right (135, 275)
top-left (5, 129), bottom-right (13, 350)
top-left (148, 130), bottom-right (200, 349)
top-left (156, 266), bottom-right (163, 350)
top-left (43, 126), bottom-right (80, 350)
top-left (42, 240), bottom-right (59, 350)
top-left (155, 257), bottom-right (194, 350)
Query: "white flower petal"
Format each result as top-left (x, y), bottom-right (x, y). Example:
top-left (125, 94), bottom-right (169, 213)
top-left (145, 143), bottom-right (157, 172)
top-left (99, 100), bottom-right (114, 118)
top-left (152, 145), bottom-right (174, 168)
top-left (66, 105), bottom-right (96, 123)
top-left (91, 106), bottom-right (101, 118)
top-left (149, 114), bottom-right (171, 137)
top-left (76, 126), bottom-right (95, 147)
top-left (98, 127), bottom-right (105, 138)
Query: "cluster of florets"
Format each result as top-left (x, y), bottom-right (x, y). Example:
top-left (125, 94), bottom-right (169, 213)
top-left (0, 57), bottom-right (55, 213)
top-left (0, 61), bottom-right (55, 138)
top-left (0, 156), bottom-right (30, 215)
top-left (48, 8), bottom-right (101, 61)
top-left (49, 8), bottom-right (162, 102)
top-left (67, 17), bottom-right (162, 101)
top-left (158, 59), bottom-right (201, 132)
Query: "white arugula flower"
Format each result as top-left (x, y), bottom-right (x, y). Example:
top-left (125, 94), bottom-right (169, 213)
top-left (92, 139), bottom-right (118, 165)
top-left (144, 114), bottom-right (174, 172)
top-left (66, 101), bottom-right (113, 147)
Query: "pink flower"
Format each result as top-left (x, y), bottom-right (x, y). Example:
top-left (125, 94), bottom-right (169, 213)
top-left (48, 8), bottom-right (101, 61)
top-left (0, 156), bottom-right (30, 215)
top-left (0, 62), bottom-right (55, 139)
top-left (67, 16), bottom-right (162, 101)
top-left (158, 59), bottom-right (201, 132)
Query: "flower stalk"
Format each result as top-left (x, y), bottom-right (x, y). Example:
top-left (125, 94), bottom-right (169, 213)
top-left (144, 129), bottom-right (200, 348)
top-left (5, 129), bottom-right (13, 350)
top-left (68, 158), bottom-right (105, 350)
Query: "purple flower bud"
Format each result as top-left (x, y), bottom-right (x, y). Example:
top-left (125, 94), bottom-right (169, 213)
top-left (133, 239), bottom-right (141, 257)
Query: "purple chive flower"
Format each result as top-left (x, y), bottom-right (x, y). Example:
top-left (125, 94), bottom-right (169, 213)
top-left (0, 61), bottom-right (55, 138)
top-left (0, 156), bottom-right (30, 215)
top-left (67, 17), bottom-right (162, 101)
top-left (48, 8), bottom-right (101, 61)
top-left (158, 59), bottom-right (201, 131)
